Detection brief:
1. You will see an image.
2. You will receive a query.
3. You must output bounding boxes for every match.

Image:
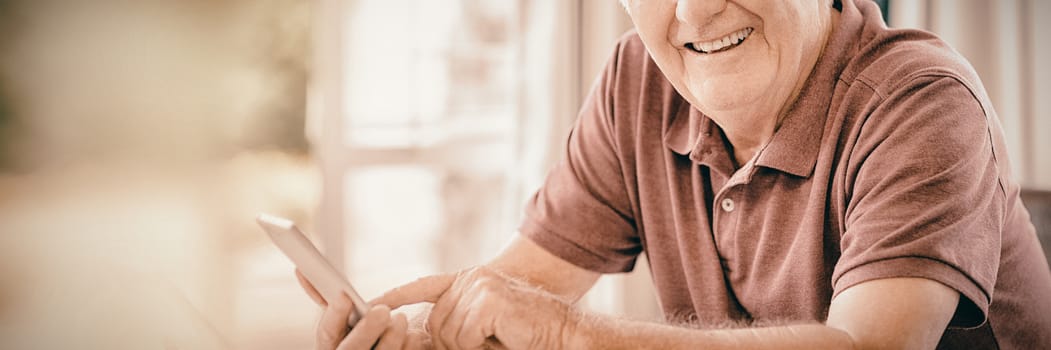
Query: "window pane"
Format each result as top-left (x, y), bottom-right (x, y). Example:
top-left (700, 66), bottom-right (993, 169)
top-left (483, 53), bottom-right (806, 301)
top-left (345, 165), bottom-right (442, 298)
top-left (342, 0), bottom-right (517, 148)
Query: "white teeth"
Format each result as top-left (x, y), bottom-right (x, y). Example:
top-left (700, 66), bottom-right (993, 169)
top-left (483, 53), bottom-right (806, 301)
top-left (691, 27), bottom-right (753, 54)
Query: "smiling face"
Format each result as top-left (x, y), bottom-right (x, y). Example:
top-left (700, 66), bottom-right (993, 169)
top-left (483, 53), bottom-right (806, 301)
top-left (623, 0), bottom-right (834, 139)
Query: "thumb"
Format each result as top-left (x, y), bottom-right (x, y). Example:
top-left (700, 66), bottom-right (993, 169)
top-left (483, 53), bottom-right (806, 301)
top-left (371, 273), bottom-right (456, 309)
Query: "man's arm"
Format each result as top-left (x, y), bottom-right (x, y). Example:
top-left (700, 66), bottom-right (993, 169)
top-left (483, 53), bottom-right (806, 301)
top-left (573, 277), bottom-right (959, 350)
top-left (376, 234), bottom-right (600, 306)
top-left (371, 234), bottom-right (600, 349)
top-left (377, 235), bottom-right (959, 350)
top-left (484, 235), bottom-right (602, 302)
top-left (379, 264), bottom-right (958, 350)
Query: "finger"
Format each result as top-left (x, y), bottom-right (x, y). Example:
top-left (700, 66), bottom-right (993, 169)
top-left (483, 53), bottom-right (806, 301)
top-left (404, 331), bottom-right (426, 350)
top-left (483, 338), bottom-right (508, 350)
top-left (429, 275), bottom-right (469, 350)
top-left (456, 292), bottom-right (493, 350)
top-left (440, 302), bottom-right (472, 350)
top-left (372, 274), bottom-right (457, 309)
top-left (317, 293), bottom-right (353, 350)
top-left (407, 304), bottom-right (431, 330)
top-left (374, 312), bottom-right (409, 350)
top-left (296, 269), bottom-right (327, 306)
top-left (447, 303), bottom-right (485, 350)
top-left (443, 276), bottom-right (488, 350)
top-left (434, 270), bottom-right (482, 350)
top-left (337, 304), bottom-right (392, 350)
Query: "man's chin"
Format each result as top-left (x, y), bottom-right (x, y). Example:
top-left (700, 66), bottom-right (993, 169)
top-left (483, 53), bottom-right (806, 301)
top-left (688, 96), bottom-right (759, 118)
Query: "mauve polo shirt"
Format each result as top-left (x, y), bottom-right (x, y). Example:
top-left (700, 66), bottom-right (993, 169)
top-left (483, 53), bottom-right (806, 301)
top-left (518, 0), bottom-right (1051, 348)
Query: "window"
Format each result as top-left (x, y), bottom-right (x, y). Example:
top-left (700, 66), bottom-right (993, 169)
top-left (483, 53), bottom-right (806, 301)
top-left (312, 0), bottom-right (521, 302)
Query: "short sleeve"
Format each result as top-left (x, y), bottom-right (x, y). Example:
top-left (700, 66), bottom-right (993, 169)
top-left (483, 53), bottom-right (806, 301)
top-left (518, 38), bottom-right (641, 274)
top-left (832, 75), bottom-right (1003, 328)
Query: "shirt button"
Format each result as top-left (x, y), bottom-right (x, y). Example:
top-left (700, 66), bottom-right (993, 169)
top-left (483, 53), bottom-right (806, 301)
top-left (721, 198), bottom-right (735, 212)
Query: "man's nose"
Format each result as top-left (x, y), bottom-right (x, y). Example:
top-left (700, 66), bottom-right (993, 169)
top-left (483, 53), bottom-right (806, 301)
top-left (675, 0), bottom-right (728, 26)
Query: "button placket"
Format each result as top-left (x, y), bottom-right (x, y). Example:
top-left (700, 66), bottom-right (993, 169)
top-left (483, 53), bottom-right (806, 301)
top-left (711, 192), bottom-right (740, 274)
top-left (711, 187), bottom-right (740, 252)
top-left (711, 166), bottom-right (755, 265)
top-left (708, 157), bottom-right (757, 270)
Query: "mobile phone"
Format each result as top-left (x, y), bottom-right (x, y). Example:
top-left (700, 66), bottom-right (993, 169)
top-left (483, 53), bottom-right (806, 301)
top-left (255, 213), bottom-right (369, 327)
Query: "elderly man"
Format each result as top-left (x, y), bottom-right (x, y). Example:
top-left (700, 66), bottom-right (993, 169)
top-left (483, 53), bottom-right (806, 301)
top-left (303, 0), bottom-right (1051, 348)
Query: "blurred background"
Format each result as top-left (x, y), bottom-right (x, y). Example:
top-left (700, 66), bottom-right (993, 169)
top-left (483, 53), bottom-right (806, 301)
top-left (0, 0), bottom-right (1047, 349)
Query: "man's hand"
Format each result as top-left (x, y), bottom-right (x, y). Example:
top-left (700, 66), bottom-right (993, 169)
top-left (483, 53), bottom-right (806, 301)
top-left (294, 236), bottom-right (598, 350)
top-left (374, 266), bottom-right (583, 350)
top-left (296, 270), bottom-right (428, 350)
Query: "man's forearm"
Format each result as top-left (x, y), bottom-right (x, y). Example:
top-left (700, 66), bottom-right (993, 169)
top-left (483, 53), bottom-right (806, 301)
top-left (569, 314), bottom-right (856, 350)
top-left (560, 277), bottom-right (955, 350)
top-left (484, 236), bottom-right (600, 302)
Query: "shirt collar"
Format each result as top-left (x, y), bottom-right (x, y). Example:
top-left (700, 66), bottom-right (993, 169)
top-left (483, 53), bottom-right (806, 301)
top-left (663, 105), bottom-right (736, 175)
top-left (663, 0), bottom-right (864, 178)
